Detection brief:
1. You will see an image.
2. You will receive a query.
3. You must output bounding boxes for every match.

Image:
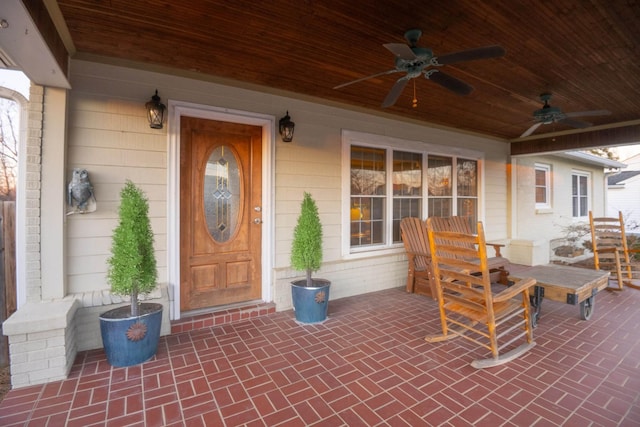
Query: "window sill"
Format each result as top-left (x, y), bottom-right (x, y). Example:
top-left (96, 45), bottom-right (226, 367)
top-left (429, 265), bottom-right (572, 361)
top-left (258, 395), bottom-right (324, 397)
top-left (535, 208), bottom-right (553, 215)
top-left (343, 246), bottom-right (404, 260)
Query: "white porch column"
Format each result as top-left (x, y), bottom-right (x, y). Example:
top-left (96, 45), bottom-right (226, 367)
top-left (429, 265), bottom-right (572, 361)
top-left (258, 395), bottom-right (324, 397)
top-left (40, 87), bottom-right (67, 300)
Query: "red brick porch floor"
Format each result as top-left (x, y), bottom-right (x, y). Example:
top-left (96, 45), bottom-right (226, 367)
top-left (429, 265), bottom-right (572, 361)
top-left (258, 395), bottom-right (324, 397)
top-left (1, 274), bottom-right (640, 426)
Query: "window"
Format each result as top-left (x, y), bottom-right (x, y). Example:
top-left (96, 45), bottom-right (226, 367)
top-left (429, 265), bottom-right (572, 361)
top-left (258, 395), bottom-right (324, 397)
top-left (456, 159), bottom-right (478, 231)
top-left (427, 155), bottom-right (452, 217)
top-left (345, 132), bottom-right (481, 254)
top-left (349, 146), bottom-right (422, 247)
top-left (535, 164), bottom-right (551, 209)
top-left (350, 145), bottom-right (387, 247)
top-left (572, 171), bottom-right (589, 218)
top-left (426, 156), bottom-right (478, 231)
top-left (392, 151), bottom-right (423, 242)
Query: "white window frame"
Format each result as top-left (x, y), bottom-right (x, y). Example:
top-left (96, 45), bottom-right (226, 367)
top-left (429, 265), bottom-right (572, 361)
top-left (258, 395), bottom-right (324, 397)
top-left (571, 170), bottom-right (590, 219)
top-left (341, 130), bottom-right (484, 259)
top-left (535, 163), bottom-right (551, 210)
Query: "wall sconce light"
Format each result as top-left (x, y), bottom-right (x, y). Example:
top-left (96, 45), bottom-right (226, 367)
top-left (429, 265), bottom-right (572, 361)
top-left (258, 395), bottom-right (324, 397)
top-left (278, 111), bottom-right (295, 142)
top-left (145, 90), bottom-right (166, 129)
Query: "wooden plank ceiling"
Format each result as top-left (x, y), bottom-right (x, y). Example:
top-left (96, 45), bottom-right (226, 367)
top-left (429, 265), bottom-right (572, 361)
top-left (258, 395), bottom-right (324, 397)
top-left (53, 0), bottom-right (640, 151)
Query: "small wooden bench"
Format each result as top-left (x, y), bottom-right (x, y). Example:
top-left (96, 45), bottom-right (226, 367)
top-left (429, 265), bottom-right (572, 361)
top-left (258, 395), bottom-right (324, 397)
top-left (509, 264), bottom-right (609, 325)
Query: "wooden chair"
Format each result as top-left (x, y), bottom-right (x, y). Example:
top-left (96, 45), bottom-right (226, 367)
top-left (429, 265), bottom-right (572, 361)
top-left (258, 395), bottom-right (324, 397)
top-left (429, 216), bottom-right (510, 285)
top-left (425, 217), bottom-right (537, 368)
top-left (400, 217), bottom-right (436, 298)
top-left (589, 211), bottom-right (640, 290)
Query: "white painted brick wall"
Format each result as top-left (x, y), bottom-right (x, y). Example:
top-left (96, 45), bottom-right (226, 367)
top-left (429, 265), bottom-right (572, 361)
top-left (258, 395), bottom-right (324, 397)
top-left (4, 300), bottom-right (79, 388)
top-left (25, 84), bottom-right (44, 303)
top-left (8, 324), bottom-right (71, 388)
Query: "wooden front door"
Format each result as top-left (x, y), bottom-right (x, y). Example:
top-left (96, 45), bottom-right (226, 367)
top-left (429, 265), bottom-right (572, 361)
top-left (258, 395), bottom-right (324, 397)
top-left (180, 116), bottom-right (262, 312)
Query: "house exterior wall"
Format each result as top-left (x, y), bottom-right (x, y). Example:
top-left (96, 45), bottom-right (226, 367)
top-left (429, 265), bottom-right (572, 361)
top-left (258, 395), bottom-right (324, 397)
top-left (64, 59), bottom-right (510, 316)
top-left (512, 154), bottom-right (608, 265)
top-left (608, 177), bottom-right (640, 231)
top-left (608, 153), bottom-right (640, 231)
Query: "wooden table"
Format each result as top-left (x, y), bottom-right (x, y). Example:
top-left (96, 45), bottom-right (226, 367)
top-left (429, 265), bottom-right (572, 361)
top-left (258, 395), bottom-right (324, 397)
top-left (509, 264), bottom-right (609, 326)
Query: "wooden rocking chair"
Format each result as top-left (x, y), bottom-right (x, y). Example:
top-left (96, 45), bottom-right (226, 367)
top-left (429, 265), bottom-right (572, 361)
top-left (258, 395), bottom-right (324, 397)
top-left (429, 216), bottom-right (510, 285)
top-left (425, 218), bottom-right (537, 369)
top-left (589, 211), bottom-right (640, 290)
top-left (400, 217), bottom-right (436, 298)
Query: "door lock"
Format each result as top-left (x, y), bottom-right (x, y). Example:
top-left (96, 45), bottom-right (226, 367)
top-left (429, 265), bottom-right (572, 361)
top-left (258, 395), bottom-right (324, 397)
top-left (253, 218), bottom-right (262, 224)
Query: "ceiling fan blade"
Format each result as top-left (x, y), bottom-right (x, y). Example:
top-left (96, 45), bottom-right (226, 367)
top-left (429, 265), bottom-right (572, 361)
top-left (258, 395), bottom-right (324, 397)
top-left (383, 43), bottom-right (417, 60)
top-left (520, 122), bottom-right (543, 138)
top-left (564, 109), bottom-right (611, 118)
top-left (559, 117), bottom-right (591, 129)
top-left (427, 70), bottom-right (473, 95)
top-left (436, 45), bottom-right (506, 65)
top-left (333, 69), bottom-right (400, 90)
top-left (381, 77), bottom-right (410, 108)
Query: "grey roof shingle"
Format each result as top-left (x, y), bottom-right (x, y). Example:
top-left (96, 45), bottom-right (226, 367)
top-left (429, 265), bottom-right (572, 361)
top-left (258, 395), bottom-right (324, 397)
top-left (608, 170), bottom-right (640, 185)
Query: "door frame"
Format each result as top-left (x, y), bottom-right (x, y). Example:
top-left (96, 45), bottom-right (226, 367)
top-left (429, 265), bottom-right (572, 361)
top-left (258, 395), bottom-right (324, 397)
top-left (167, 100), bottom-right (275, 320)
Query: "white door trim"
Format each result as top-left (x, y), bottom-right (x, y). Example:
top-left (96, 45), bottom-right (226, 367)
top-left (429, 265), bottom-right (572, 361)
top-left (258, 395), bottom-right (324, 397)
top-left (167, 100), bottom-right (275, 320)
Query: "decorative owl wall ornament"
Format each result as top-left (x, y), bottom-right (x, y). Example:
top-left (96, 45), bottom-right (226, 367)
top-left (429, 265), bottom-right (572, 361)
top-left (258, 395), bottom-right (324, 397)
top-left (68, 168), bottom-right (96, 213)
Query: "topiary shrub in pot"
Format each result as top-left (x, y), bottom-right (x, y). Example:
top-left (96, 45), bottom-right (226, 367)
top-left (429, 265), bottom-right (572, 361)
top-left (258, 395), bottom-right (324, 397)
top-left (290, 192), bottom-right (330, 324)
top-left (99, 180), bottom-right (163, 367)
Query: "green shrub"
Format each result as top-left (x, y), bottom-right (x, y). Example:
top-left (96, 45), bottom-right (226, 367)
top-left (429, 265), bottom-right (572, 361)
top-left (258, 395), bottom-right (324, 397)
top-left (107, 181), bottom-right (157, 316)
top-left (290, 192), bottom-right (323, 286)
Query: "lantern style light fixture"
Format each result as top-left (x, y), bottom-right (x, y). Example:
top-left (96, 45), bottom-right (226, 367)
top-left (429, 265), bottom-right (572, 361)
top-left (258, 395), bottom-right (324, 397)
top-left (145, 90), bottom-right (166, 129)
top-left (278, 111), bottom-right (295, 142)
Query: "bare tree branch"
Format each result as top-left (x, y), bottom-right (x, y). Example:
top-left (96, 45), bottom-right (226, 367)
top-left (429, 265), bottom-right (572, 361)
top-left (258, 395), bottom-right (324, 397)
top-left (0, 97), bottom-right (18, 200)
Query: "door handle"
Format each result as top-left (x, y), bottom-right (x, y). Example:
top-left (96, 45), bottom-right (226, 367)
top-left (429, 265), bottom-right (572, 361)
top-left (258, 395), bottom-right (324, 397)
top-left (253, 218), bottom-right (262, 224)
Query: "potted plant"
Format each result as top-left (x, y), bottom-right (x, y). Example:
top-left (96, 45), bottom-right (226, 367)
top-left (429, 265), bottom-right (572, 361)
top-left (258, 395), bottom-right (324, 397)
top-left (290, 192), bottom-right (331, 323)
top-left (99, 180), bottom-right (163, 367)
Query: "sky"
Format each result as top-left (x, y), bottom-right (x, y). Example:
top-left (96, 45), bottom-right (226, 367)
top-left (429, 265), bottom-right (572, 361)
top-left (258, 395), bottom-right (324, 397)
top-left (0, 69), bottom-right (638, 161)
top-left (0, 69), bottom-right (30, 99)
top-left (614, 144), bottom-right (640, 162)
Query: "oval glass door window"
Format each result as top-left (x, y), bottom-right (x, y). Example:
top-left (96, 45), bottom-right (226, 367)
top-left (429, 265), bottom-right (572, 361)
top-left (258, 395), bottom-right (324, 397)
top-left (203, 145), bottom-right (241, 242)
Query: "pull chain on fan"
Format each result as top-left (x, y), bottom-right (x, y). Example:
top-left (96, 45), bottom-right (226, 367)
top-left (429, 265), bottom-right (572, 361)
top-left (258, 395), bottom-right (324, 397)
top-left (412, 80), bottom-right (418, 108)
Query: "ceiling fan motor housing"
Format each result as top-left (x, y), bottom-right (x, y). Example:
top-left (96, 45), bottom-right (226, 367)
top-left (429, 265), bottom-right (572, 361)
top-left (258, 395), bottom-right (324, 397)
top-left (394, 47), bottom-right (433, 77)
top-left (534, 105), bottom-right (564, 124)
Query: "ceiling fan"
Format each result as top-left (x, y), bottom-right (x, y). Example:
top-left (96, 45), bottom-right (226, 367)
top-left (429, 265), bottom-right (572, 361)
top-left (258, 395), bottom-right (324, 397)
top-left (519, 93), bottom-right (612, 137)
top-left (333, 29), bottom-right (505, 108)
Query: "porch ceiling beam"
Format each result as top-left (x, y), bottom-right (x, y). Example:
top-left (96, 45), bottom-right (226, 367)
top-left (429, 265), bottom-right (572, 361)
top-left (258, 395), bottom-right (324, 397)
top-left (510, 121), bottom-right (640, 156)
top-left (1, 0), bottom-right (70, 88)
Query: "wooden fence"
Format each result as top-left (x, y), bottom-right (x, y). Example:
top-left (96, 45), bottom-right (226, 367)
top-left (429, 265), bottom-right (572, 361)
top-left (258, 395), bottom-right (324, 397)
top-left (0, 201), bottom-right (16, 368)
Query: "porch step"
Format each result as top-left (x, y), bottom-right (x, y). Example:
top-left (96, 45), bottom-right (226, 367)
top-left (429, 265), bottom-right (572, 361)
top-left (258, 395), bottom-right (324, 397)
top-left (170, 302), bottom-right (276, 334)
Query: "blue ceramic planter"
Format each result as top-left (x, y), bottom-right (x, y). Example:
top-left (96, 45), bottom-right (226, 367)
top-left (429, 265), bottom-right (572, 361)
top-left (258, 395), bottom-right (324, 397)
top-left (99, 303), bottom-right (163, 367)
top-left (291, 279), bottom-right (331, 324)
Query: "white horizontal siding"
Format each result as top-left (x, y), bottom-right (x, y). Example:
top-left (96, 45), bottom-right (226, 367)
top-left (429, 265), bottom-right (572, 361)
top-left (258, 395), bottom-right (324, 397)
top-left (65, 78), bottom-right (168, 295)
top-left (608, 176), bottom-right (640, 229)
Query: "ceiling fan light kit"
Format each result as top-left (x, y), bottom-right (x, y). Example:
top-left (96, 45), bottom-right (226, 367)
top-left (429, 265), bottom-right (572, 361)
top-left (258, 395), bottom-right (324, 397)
top-left (333, 28), bottom-right (506, 108)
